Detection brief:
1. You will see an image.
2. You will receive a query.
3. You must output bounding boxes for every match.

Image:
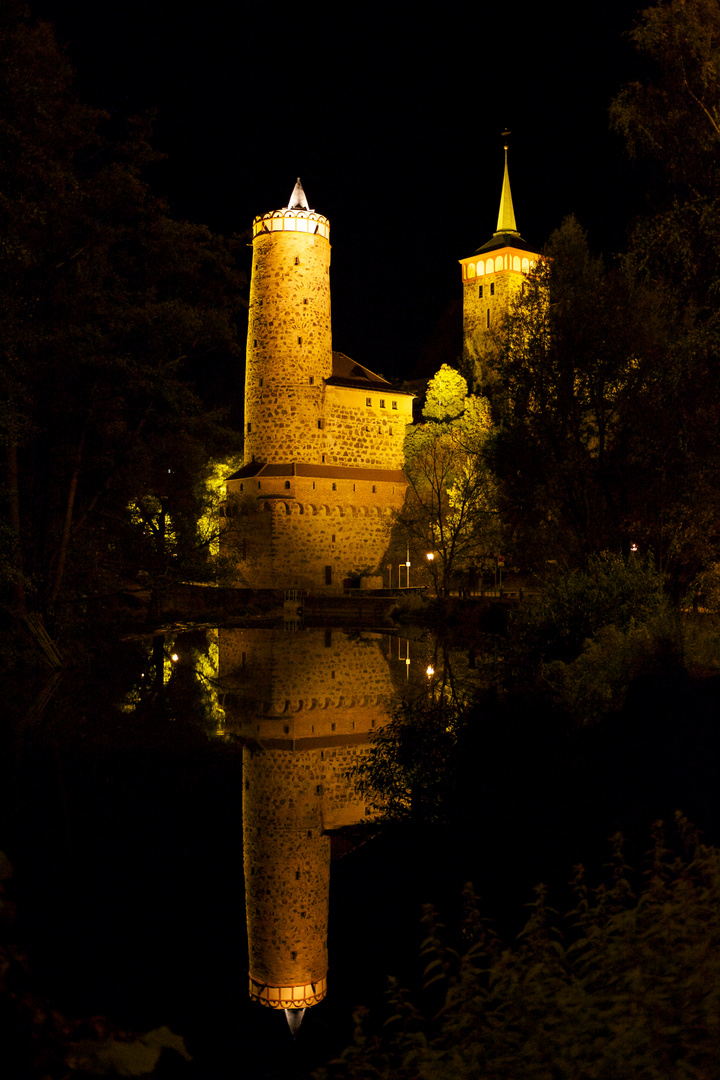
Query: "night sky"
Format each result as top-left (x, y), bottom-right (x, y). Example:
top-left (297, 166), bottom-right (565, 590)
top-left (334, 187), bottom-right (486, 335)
top-left (34, 0), bottom-right (646, 382)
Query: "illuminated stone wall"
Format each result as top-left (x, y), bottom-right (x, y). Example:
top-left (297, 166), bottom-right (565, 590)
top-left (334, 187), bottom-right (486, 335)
top-left (323, 384), bottom-right (411, 470)
top-left (460, 248), bottom-right (534, 370)
top-left (219, 628), bottom-right (397, 739)
top-left (230, 191), bottom-right (414, 591)
top-left (245, 213), bottom-right (332, 466)
top-left (220, 628), bottom-right (409, 1010)
top-left (225, 492), bottom-right (403, 587)
top-left (243, 746), bottom-right (330, 1005)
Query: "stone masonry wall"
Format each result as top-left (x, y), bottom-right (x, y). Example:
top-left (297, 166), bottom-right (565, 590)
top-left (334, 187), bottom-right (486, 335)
top-left (222, 483), bottom-right (405, 589)
top-left (324, 385), bottom-right (411, 470)
top-left (219, 628), bottom-right (397, 741)
top-left (231, 629), bottom-right (405, 1001)
top-left (245, 224), bottom-right (332, 465)
top-left (462, 264), bottom-right (526, 369)
top-left (243, 745), bottom-right (330, 991)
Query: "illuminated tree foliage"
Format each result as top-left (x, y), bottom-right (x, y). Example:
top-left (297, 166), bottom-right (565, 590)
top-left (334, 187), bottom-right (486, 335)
top-left (400, 365), bottom-right (499, 595)
top-left (0, 6), bottom-right (244, 619)
top-left (317, 816), bottom-right (720, 1080)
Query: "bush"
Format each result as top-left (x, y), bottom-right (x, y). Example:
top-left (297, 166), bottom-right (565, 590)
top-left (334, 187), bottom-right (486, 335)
top-left (317, 815), bottom-right (720, 1080)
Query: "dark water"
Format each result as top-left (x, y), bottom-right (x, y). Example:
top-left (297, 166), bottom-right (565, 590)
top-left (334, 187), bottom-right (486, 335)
top-left (4, 624), bottom-right (720, 1078)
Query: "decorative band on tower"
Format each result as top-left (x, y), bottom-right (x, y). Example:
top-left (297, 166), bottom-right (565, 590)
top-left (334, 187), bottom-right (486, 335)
top-left (252, 209), bottom-right (330, 239)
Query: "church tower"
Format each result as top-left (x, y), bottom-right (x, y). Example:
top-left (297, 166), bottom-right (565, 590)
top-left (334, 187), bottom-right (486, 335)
top-left (223, 181), bottom-right (414, 591)
top-left (460, 140), bottom-right (540, 382)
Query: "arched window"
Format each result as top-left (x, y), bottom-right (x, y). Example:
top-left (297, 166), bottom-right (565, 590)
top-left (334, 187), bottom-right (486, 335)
top-left (477, 260), bottom-right (485, 275)
top-left (495, 255), bottom-right (503, 272)
top-left (284, 480), bottom-right (290, 489)
top-left (522, 257), bottom-right (530, 274)
top-left (467, 263), bottom-right (476, 278)
top-left (513, 256), bottom-right (521, 271)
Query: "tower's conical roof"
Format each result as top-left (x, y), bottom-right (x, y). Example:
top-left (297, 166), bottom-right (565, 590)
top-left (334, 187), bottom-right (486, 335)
top-left (287, 178), bottom-right (310, 211)
top-left (285, 1008), bottom-right (306, 1037)
top-left (472, 140), bottom-right (535, 256)
top-left (495, 145), bottom-right (518, 236)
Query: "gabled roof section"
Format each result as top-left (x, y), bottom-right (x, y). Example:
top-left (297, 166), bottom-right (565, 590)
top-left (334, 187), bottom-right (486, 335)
top-left (323, 356), bottom-right (414, 399)
top-left (325, 352), bottom-right (414, 395)
top-left (329, 351), bottom-right (390, 386)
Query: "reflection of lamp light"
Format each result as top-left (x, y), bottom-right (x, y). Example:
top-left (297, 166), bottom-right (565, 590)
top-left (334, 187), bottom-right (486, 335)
top-left (631, 543), bottom-right (638, 553)
top-left (171, 653), bottom-right (179, 662)
top-left (426, 665), bottom-right (434, 676)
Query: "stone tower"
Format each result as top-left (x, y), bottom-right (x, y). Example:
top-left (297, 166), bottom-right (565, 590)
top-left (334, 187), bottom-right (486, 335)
top-left (460, 141), bottom-right (540, 384)
top-left (244, 178), bottom-right (333, 466)
top-left (223, 180), bottom-right (414, 590)
top-left (217, 627), bottom-right (419, 1028)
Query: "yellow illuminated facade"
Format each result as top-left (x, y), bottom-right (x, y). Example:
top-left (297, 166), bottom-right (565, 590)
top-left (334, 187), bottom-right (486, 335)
top-left (222, 180), bottom-right (414, 590)
top-left (460, 143), bottom-right (540, 383)
top-left (218, 627), bottom-right (421, 1023)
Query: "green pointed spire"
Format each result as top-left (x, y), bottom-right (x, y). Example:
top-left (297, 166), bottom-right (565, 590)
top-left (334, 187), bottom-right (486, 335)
top-left (495, 139), bottom-right (519, 236)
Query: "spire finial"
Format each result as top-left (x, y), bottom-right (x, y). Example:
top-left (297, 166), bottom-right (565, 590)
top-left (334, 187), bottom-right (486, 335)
top-left (287, 178), bottom-right (310, 211)
top-left (495, 134), bottom-right (518, 236)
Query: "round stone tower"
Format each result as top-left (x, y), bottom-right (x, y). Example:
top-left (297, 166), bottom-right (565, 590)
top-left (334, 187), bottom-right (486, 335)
top-left (243, 745), bottom-right (330, 1013)
top-left (244, 179), bottom-right (333, 466)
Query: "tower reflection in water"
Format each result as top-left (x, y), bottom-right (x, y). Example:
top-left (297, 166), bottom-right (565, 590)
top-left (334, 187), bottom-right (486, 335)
top-left (218, 627), bottom-right (414, 1032)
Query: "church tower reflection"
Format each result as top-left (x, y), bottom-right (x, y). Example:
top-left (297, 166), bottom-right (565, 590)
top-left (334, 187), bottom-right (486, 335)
top-left (218, 627), bottom-right (413, 1027)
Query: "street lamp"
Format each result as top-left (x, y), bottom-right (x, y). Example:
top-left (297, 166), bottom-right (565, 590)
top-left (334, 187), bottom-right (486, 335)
top-left (426, 551), bottom-right (436, 595)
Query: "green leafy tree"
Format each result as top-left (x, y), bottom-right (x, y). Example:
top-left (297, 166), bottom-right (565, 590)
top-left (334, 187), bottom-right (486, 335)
top-left (490, 217), bottom-right (671, 568)
top-left (608, 0), bottom-right (720, 590)
top-left (0, 7), bottom-right (244, 621)
top-left (400, 365), bottom-right (499, 595)
top-left (610, 0), bottom-right (720, 312)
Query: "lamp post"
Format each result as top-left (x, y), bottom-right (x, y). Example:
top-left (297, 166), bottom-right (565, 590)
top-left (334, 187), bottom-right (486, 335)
top-left (426, 551), bottom-right (435, 595)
